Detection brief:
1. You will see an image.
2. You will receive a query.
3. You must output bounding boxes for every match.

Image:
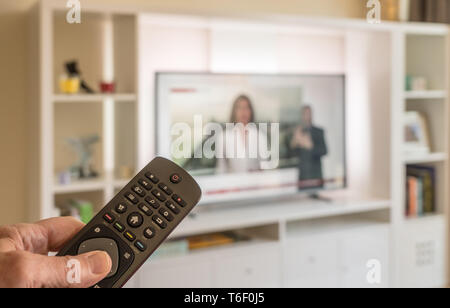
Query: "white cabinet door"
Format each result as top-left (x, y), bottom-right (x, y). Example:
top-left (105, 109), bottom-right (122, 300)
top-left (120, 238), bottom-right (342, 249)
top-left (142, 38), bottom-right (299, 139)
top-left (399, 216), bottom-right (446, 288)
top-left (139, 257), bottom-right (214, 288)
top-left (213, 244), bottom-right (282, 288)
top-left (284, 236), bottom-right (340, 288)
top-left (340, 226), bottom-right (389, 288)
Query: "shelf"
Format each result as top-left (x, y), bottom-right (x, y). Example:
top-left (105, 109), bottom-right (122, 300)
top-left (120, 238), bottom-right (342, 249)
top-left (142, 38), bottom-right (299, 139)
top-left (148, 239), bottom-right (279, 264)
top-left (286, 216), bottom-right (389, 239)
top-left (170, 197), bottom-right (391, 238)
top-left (404, 90), bottom-right (447, 100)
top-left (404, 213), bottom-right (445, 224)
top-left (54, 178), bottom-right (134, 194)
top-left (53, 178), bottom-right (106, 194)
top-left (113, 178), bottom-right (131, 189)
top-left (52, 94), bottom-right (137, 103)
top-left (403, 152), bottom-right (448, 164)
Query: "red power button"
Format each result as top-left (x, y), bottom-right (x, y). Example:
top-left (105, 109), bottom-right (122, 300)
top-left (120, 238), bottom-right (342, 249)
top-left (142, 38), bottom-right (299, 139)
top-left (170, 173), bottom-right (182, 184)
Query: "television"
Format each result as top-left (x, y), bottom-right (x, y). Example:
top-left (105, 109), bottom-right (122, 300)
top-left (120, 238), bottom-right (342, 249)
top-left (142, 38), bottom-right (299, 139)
top-left (156, 73), bottom-right (346, 204)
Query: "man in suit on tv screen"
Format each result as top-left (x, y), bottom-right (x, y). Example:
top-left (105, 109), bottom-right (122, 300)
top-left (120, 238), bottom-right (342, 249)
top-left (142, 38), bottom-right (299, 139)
top-left (290, 105), bottom-right (328, 190)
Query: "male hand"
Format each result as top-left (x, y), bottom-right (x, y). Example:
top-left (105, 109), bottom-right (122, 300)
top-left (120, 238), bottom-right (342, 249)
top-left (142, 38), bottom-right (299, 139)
top-left (300, 133), bottom-right (313, 150)
top-left (0, 217), bottom-right (112, 288)
top-left (292, 127), bottom-right (313, 150)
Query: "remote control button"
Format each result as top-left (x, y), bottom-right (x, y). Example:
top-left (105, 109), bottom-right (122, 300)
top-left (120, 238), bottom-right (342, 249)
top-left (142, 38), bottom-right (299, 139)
top-left (132, 185), bottom-right (146, 197)
top-left (103, 213), bottom-right (115, 223)
top-left (124, 231), bottom-right (136, 242)
top-left (138, 203), bottom-right (153, 216)
top-left (158, 183), bottom-right (173, 195)
top-left (138, 178), bottom-right (152, 190)
top-left (125, 192), bottom-right (139, 204)
top-left (170, 173), bottom-right (182, 184)
top-left (159, 208), bottom-right (174, 222)
top-left (115, 202), bottom-right (127, 214)
top-left (152, 215), bottom-right (167, 229)
top-left (78, 238), bottom-right (119, 278)
top-left (143, 227), bottom-right (155, 239)
top-left (165, 201), bottom-right (180, 214)
top-left (152, 189), bottom-right (167, 202)
top-left (134, 240), bottom-right (147, 252)
top-left (172, 194), bottom-right (187, 207)
top-left (145, 196), bottom-right (160, 209)
top-left (127, 212), bottom-right (144, 228)
top-left (145, 172), bottom-right (159, 184)
top-left (113, 222), bottom-right (125, 233)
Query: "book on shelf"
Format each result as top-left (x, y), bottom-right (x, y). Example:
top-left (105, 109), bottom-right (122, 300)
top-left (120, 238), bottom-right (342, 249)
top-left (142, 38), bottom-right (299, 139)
top-left (188, 233), bottom-right (237, 250)
top-left (149, 233), bottom-right (250, 260)
top-left (406, 165), bottom-right (436, 218)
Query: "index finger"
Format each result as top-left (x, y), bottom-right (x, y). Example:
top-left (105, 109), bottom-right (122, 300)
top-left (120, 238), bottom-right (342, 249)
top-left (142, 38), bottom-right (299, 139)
top-left (0, 217), bottom-right (85, 254)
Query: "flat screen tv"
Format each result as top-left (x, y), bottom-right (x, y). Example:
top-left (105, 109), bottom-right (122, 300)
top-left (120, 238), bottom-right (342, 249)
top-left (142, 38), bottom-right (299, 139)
top-left (156, 73), bottom-right (346, 204)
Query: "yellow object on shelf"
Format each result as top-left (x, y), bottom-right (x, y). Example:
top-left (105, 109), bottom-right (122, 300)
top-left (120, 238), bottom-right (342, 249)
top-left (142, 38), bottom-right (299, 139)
top-left (59, 77), bottom-right (80, 94)
top-left (188, 233), bottom-right (236, 250)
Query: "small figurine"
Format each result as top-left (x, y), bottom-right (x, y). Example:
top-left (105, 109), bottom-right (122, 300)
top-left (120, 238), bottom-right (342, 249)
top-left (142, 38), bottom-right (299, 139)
top-left (65, 60), bottom-right (95, 93)
top-left (66, 134), bottom-right (100, 179)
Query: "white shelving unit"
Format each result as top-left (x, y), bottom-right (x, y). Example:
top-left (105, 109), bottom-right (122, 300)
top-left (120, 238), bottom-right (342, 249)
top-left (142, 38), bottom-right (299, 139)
top-left (53, 178), bottom-right (106, 194)
top-left (403, 152), bottom-right (448, 164)
top-left (170, 197), bottom-right (391, 239)
top-left (404, 90), bottom-right (447, 100)
top-left (30, 1), bottom-right (139, 219)
top-left (30, 0), bottom-right (449, 288)
top-left (391, 29), bottom-right (449, 287)
top-left (53, 94), bottom-right (137, 103)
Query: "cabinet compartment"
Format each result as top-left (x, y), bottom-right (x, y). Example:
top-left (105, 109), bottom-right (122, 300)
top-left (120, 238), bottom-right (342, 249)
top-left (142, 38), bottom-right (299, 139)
top-left (340, 226), bottom-right (389, 288)
top-left (138, 242), bottom-right (281, 288)
top-left (139, 256), bottom-right (214, 288)
top-left (399, 216), bottom-right (446, 288)
top-left (284, 216), bottom-right (390, 288)
top-left (284, 236), bottom-right (340, 288)
top-left (213, 243), bottom-right (281, 288)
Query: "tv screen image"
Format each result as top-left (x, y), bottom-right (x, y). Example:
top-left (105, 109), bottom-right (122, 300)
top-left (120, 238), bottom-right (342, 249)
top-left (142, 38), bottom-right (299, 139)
top-left (156, 73), bottom-right (346, 204)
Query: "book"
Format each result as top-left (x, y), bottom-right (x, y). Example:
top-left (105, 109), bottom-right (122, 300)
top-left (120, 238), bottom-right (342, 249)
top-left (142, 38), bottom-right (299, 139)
top-left (416, 177), bottom-right (423, 216)
top-left (407, 165), bottom-right (436, 214)
top-left (188, 233), bottom-right (236, 250)
top-left (406, 165), bottom-right (436, 217)
top-left (407, 176), bottom-right (418, 217)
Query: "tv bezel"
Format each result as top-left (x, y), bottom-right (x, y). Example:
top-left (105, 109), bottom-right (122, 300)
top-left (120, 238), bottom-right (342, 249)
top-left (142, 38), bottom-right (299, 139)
top-left (154, 72), bottom-right (347, 205)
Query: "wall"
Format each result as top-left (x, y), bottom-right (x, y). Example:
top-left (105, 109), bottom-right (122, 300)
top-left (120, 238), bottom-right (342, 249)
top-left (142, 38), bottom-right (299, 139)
top-left (0, 2), bottom-right (33, 225)
top-left (0, 0), bottom-right (366, 225)
top-left (94, 0), bottom-right (366, 18)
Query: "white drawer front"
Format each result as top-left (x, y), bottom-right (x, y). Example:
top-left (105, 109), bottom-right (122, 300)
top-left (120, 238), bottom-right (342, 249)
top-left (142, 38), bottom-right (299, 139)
top-left (213, 245), bottom-right (282, 288)
top-left (140, 258), bottom-right (214, 288)
top-left (284, 236), bottom-right (340, 285)
top-left (340, 226), bottom-right (389, 288)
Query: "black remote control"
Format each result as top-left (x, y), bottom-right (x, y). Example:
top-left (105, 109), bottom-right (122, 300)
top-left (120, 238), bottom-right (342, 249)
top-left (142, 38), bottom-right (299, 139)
top-left (57, 157), bottom-right (202, 288)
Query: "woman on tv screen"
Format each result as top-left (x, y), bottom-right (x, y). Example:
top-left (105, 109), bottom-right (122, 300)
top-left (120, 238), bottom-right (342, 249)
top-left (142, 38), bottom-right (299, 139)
top-left (216, 94), bottom-right (268, 174)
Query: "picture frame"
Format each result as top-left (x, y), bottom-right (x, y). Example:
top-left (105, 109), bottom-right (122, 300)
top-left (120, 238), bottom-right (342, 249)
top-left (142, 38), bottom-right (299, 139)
top-left (403, 111), bottom-right (430, 156)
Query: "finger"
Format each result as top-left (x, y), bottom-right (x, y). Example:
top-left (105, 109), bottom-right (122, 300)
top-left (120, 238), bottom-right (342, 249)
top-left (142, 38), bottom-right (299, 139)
top-left (0, 217), bottom-right (85, 254)
top-left (32, 251), bottom-right (112, 288)
top-left (36, 217), bottom-right (85, 252)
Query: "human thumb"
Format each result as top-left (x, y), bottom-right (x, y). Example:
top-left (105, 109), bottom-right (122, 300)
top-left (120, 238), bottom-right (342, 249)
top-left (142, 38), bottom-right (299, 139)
top-left (36, 251), bottom-right (112, 288)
